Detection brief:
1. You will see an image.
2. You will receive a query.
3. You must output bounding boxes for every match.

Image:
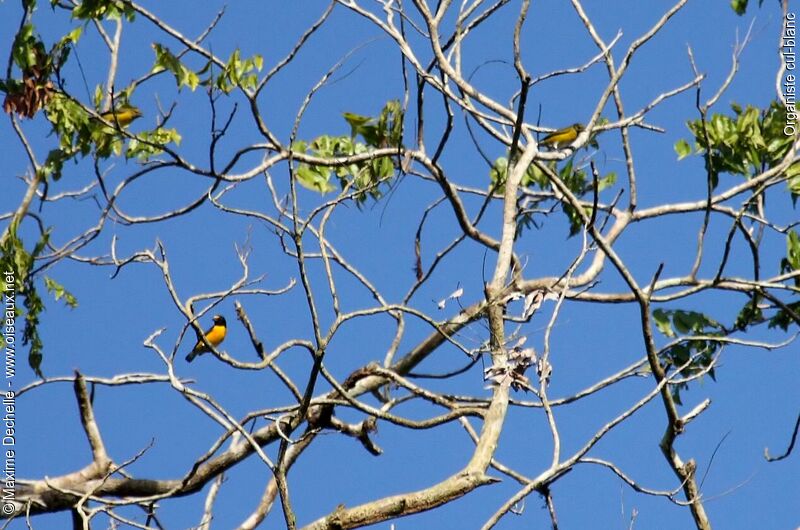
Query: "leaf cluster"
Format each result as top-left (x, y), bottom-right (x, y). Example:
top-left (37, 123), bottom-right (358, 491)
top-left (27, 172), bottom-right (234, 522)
top-left (293, 100), bottom-right (404, 204)
top-left (490, 130), bottom-right (614, 238)
top-left (730, 0), bottom-right (766, 16)
top-left (63, 0), bottom-right (135, 22)
top-left (675, 101), bottom-right (800, 199)
top-left (41, 92), bottom-right (181, 179)
top-left (1, 224), bottom-right (76, 378)
top-left (152, 44), bottom-right (263, 93)
top-left (2, 23), bottom-right (81, 118)
top-left (653, 309), bottom-right (724, 404)
top-left (738, 230), bottom-right (800, 332)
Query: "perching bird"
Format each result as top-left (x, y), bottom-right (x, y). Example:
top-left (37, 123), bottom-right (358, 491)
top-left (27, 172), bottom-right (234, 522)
top-left (98, 104), bottom-right (142, 128)
top-left (186, 315), bottom-right (227, 362)
top-left (540, 123), bottom-right (584, 149)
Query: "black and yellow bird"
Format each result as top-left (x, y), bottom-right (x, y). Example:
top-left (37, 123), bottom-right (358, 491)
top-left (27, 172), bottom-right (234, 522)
top-left (540, 123), bottom-right (584, 149)
top-left (186, 315), bottom-right (227, 362)
top-left (98, 104), bottom-right (142, 129)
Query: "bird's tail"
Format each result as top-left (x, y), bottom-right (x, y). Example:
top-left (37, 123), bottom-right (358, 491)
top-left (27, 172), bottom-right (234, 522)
top-left (185, 350), bottom-right (198, 363)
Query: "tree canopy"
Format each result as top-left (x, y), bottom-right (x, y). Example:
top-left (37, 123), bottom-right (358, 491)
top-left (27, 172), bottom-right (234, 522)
top-left (1, 1), bottom-right (798, 529)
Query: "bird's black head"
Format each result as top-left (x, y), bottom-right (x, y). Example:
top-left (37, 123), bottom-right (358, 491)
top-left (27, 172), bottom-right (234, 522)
top-left (212, 315), bottom-right (226, 326)
top-left (573, 123), bottom-right (585, 132)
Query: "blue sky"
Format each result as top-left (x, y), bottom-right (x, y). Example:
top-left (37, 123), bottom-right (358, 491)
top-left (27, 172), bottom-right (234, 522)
top-left (2, 1), bottom-right (799, 529)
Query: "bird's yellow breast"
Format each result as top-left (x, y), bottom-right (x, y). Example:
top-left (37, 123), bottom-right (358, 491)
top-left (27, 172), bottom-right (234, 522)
top-left (205, 324), bottom-right (226, 346)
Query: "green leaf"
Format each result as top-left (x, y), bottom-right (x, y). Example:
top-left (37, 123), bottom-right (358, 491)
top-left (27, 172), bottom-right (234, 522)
top-left (653, 309), bottom-right (674, 337)
top-left (654, 306), bottom-right (726, 404)
top-left (293, 101), bottom-right (403, 202)
top-left (674, 138), bottom-right (692, 160)
top-left (672, 384), bottom-right (685, 406)
top-left (341, 101), bottom-right (403, 148)
top-left (64, 26), bottom-right (83, 43)
top-left (489, 157), bottom-right (509, 187)
top-left (296, 165), bottom-right (335, 193)
top-left (785, 230), bottom-right (800, 271)
top-left (0, 227), bottom-right (59, 378)
top-left (71, 0), bottom-right (135, 21)
top-left (562, 203), bottom-right (587, 237)
top-left (734, 296), bottom-right (763, 330)
top-left (680, 101), bottom-right (794, 195)
top-left (38, 148), bottom-right (71, 181)
top-left (672, 311), bottom-right (694, 334)
top-left (672, 310), bottom-right (721, 334)
top-left (343, 112), bottom-right (371, 137)
top-left (126, 127), bottom-right (182, 161)
top-left (213, 49), bottom-right (263, 93)
top-left (597, 171), bottom-right (617, 191)
top-left (152, 43), bottom-right (200, 90)
top-left (43, 277), bottom-right (78, 308)
top-left (92, 84), bottom-right (104, 109)
top-left (768, 301), bottom-right (800, 331)
top-left (730, 0), bottom-right (766, 15)
top-left (11, 24), bottom-right (43, 71)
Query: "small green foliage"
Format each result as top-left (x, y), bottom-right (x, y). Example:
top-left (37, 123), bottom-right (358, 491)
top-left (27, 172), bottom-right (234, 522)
top-left (51, 26), bottom-right (82, 66)
top-left (3, 22), bottom-right (80, 119)
top-left (678, 101), bottom-right (795, 197)
top-left (732, 231), bottom-right (799, 332)
top-left (296, 164), bottom-right (335, 194)
top-left (67, 0), bottom-right (135, 21)
top-left (597, 171), bottom-right (617, 191)
top-left (730, 0), bottom-right (765, 15)
top-left (674, 138), bottom-right (691, 160)
top-left (343, 112), bottom-right (372, 137)
top-left (489, 120), bottom-right (611, 237)
top-left (730, 0), bottom-right (748, 15)
top-left (768, 301), bottom-right (800, 331)
top-left (766, 230), bottom-right (800, 331)
top-left (45, 92), bottom-right (91, 154)
top-left (11, 24), bottom-right (46, 72)
top-left (787, 162), bottom-right (800, 205)
top-left (1, 225), bottom-right (76, 378)
top-left (489, 157), bottom-right (509, 187)
top-left (44, 277), bottom-right (78, 308)
top-left (40, 93), bottom-right (93, 178)
top-left (562, 203), bottom-right (589, 237)
top-left (214, 49), bottom-right (263, 93)
top-left (734, 296), bottom-right (763, 331)
top-left (38, 148), bottom-right (72, 181)
top-left (92, 84), bottom-right (104, 109)
top-left (490, 156), bottom-right (615, 238)
top-left (653, 309), bottom-right (674, 337)
top-left (782, 229), bottom-right (800, 277)
top-left (4, 18), bottom-right (78, 77)
top-left (343, 100), bottom-right (403, 147)
top-left (294, 101), bottom-right (404, 203)
top-left (42, 90), bottom-right (176, 169)
top-left (652, 308), bottom-right (725, 404)
top-left (152, 43), bottom-right (200, 91)
top-left (126, 127), bottom-right (181, 161)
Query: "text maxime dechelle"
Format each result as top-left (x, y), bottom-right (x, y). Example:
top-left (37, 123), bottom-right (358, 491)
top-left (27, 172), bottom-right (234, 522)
top-left (2, 271), bottom-right (16, 515)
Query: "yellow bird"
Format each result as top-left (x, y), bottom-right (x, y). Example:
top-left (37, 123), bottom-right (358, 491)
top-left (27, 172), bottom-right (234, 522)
top-left (186, 315), bottom-right (227, 362)
top-left (98, 104), bottom-right (142, 128)
top-left (540, 123), bottom-right (584, 149)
